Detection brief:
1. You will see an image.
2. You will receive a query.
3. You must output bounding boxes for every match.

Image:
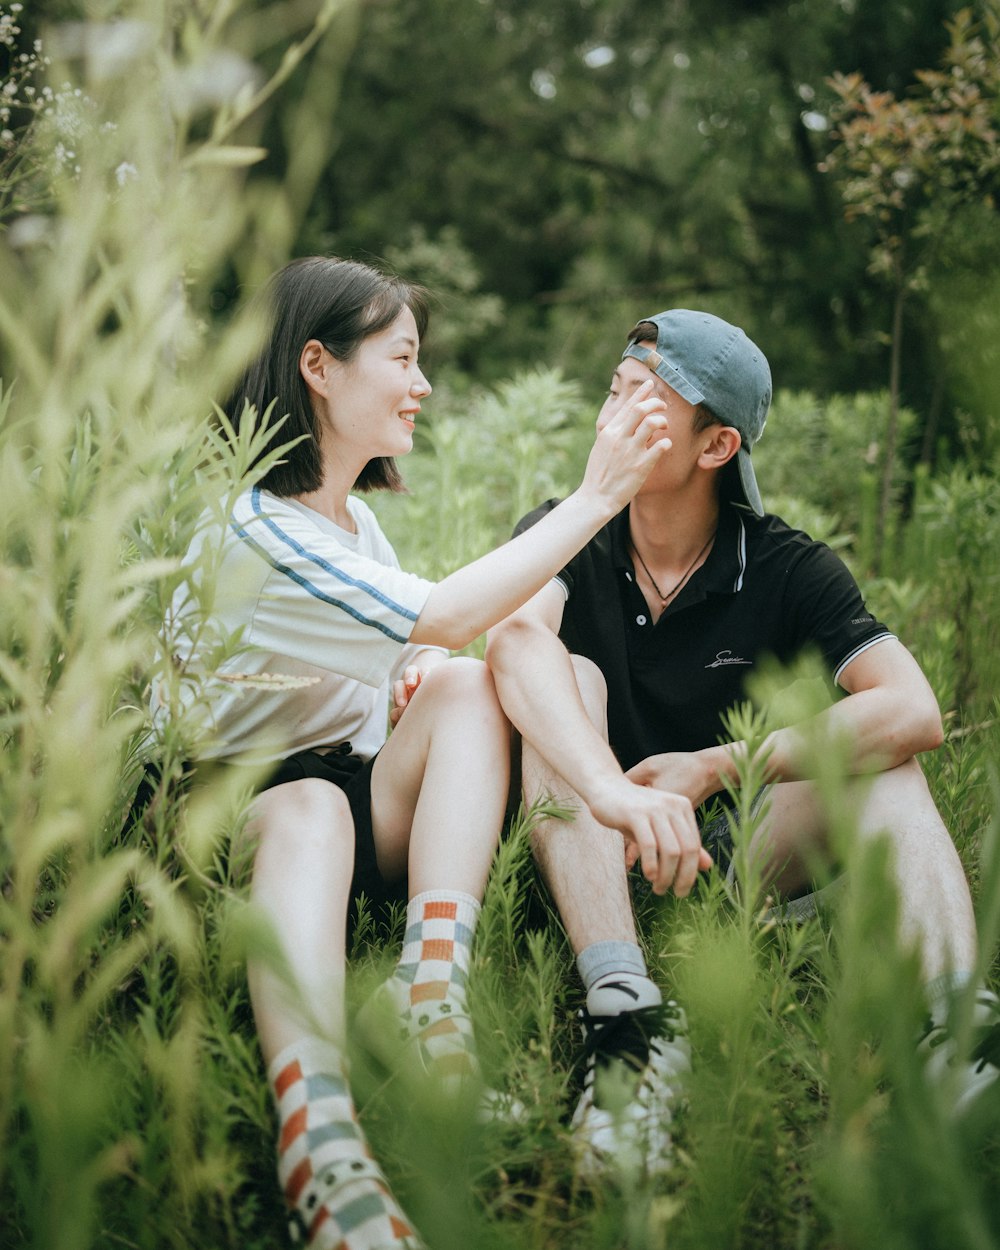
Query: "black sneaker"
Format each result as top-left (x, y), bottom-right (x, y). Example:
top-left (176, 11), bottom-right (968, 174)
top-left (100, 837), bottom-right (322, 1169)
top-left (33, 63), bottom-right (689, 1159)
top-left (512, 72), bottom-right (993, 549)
top-left (570, 1001), bottom-right (690, 1181)
top-left (918, 988), bottom-right (1000, 1116)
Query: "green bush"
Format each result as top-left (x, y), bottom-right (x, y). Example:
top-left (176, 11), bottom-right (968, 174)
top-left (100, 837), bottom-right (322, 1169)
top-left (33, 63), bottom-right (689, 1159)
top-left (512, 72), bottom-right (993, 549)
top-left (1, 3), bottom-right (998, 1248)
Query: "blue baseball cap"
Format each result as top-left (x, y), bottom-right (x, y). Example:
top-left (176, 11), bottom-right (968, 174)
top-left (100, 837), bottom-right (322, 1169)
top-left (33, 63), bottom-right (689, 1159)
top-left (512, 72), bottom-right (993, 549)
top-left (622, 309), bottom-right (772, 516)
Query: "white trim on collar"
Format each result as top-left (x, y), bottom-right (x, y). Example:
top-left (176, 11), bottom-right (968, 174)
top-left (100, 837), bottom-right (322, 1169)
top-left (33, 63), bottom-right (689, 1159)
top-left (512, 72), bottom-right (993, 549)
top-left (733, 514), bottom-right (748, 593)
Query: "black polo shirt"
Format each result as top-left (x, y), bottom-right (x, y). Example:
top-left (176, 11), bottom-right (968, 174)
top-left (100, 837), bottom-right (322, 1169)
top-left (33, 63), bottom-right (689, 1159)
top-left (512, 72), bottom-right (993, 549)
top-left (514, 501), bottom-right (893, 772)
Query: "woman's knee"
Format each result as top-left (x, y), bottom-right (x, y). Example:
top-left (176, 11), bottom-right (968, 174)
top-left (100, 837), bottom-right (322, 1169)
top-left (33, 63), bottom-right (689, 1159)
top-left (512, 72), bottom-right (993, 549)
top-left (251, 777), bottom-right (355, 857)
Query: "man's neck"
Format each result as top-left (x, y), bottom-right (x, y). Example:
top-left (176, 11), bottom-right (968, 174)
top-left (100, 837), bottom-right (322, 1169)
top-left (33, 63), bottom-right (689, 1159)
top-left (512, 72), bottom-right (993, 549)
top-left (628, 488), bottom-right (721, 563)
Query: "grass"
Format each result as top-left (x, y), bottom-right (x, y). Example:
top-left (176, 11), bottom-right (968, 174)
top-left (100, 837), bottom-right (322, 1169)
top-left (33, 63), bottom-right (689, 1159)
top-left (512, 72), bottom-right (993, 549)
top-left (1, 1), bottom-right (1000, 1246)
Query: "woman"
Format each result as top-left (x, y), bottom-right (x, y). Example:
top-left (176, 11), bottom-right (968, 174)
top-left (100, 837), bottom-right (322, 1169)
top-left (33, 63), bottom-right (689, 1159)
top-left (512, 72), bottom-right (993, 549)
top-left (151, 256), bottom-right (674, 1250)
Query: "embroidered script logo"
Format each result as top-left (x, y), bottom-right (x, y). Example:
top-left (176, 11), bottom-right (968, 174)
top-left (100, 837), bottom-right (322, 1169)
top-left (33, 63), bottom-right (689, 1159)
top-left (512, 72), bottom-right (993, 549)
top-left (706, 649), bottom-right (752, 669)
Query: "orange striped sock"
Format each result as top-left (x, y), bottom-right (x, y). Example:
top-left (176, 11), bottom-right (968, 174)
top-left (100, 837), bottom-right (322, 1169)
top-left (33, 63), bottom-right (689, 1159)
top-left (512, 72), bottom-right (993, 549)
top-left (269, 1039), bottom-right (422, 1249)
top-left (391, 890), bottom-right (480, 1082)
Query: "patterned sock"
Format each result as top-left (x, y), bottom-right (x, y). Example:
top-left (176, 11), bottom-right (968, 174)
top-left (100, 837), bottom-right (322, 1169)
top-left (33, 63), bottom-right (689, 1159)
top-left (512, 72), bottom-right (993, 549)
top-left (578, 941), bottom-right (663, 1017)
top-left (270, 1037), bottom-right (422, 1249)
top-left (374, 890), bottom-right (481, 1084)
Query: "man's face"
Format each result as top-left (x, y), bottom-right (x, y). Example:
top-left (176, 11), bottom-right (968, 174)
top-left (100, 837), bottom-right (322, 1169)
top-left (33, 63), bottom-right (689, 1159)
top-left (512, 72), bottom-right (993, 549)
top-left (596, 348), bottom-right (699, 435)
top-left (597, 346), bottom-right (703, 494)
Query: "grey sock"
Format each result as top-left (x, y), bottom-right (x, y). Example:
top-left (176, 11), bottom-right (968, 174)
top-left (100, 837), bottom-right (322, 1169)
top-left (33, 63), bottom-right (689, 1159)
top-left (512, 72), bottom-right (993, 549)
top-left (577, 941), bottom-right (662, 1017)
top-left (577, 940), bottom-right (647, 991)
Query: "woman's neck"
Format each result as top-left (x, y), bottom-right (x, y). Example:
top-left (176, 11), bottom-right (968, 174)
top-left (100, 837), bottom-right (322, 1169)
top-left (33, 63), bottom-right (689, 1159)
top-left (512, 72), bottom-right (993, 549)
top-left (293, 457), bottom-right (359, 532)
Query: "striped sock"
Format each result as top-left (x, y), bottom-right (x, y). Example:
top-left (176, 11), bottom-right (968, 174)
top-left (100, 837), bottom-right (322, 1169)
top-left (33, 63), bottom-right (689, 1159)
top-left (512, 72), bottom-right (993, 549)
top-left (373, 890), bottom-right (481, 1085)
top-left (270, 1038), bottom-right (422, 1249)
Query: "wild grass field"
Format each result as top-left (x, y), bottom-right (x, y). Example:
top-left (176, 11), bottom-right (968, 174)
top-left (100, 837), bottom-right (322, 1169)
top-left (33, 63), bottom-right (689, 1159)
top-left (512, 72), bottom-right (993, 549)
top-left (2, 2), bottom-right (1000, 1248)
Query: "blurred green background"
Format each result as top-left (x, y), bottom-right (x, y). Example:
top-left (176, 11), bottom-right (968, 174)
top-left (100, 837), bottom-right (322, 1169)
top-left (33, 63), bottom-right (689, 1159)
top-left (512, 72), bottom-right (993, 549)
top-left (1, 3), bottom-right (999, 1249)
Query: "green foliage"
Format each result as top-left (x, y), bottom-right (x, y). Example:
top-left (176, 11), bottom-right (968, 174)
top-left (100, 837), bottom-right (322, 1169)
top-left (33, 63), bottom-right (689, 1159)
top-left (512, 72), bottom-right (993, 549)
top-left (0, 1), bottom-right (352, 1246)
top-left (1, 2), bottom-right (999, 1248)
top-left (902, 466), bottom-right (1000, 716)
top-left (823, 3), bottom-right (1000, 278)
top-left (382, 225), bottom-right (505, 372)
top-left (755, 388), bottom-right (918, 563)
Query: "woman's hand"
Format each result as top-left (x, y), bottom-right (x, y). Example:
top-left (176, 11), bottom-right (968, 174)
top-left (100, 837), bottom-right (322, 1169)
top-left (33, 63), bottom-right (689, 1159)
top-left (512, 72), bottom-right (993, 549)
top-left (579, 379), bottom-right (671, 514)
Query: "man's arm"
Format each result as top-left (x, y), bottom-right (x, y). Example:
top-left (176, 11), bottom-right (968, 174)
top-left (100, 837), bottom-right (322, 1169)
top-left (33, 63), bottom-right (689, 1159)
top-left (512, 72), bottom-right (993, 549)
top-left (485, 585), bottom-right (709, 896)
top-left (628, 637), bottom-right (945, 801)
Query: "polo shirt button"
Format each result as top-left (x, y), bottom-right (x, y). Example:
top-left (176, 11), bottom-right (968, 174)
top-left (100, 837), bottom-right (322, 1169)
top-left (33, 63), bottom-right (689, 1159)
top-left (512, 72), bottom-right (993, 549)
top-left (636, 614), bottom-right (647, 626)
top-left (625, 572), bottom-right (633, 582)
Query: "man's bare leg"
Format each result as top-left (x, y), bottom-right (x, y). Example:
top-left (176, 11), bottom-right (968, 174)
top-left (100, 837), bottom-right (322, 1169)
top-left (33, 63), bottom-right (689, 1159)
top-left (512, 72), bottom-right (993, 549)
top-left (521, 655), bottom-right (686, 1178)
top-left (521, 654), bottom-right (640, 955)
top-left (744, 757), bottom-right (1000, 1111)
top-left (747, 756), bottom-right (977, 982)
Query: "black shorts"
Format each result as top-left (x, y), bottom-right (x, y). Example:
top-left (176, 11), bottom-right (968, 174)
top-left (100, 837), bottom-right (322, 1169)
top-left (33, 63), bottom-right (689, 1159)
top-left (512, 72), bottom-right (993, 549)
top-left (126, 743), bottom-right (407, 938)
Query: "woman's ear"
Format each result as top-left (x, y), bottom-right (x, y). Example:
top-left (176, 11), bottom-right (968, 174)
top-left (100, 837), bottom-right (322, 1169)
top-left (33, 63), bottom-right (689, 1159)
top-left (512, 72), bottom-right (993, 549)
top-left (299, 339), bottom-right (331, 400)
top-left (699, 424), bottom-right (741, 471)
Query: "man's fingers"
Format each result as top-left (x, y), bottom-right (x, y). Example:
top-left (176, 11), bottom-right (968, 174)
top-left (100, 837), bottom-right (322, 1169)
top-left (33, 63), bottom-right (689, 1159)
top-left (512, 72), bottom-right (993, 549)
top-left (639, 837), bottom-right (660, 891)
top-left (672, 838), bottom-right (702, 897)
top-left (628, 793), bottom-right (705, 896)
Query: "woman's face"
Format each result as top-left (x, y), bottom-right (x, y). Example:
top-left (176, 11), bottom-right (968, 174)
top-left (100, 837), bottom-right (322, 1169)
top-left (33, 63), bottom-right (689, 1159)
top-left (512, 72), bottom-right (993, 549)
top-left (322, 305), bottom-right (431, 462)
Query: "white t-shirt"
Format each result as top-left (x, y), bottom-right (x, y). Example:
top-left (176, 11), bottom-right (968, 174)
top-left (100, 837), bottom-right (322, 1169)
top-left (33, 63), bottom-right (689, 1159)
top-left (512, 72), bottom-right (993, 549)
top-left (151, 486), bottom-right (442, 762)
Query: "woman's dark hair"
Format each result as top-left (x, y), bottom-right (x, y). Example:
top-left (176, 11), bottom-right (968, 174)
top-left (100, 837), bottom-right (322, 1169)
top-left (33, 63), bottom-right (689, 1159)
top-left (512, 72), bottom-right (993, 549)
top-left (224, 256), bottom-right (430, 496)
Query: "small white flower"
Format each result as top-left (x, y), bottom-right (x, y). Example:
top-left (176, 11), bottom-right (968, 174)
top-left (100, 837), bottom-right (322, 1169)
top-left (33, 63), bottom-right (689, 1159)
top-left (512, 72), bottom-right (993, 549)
top-left (7, 215), bottom-right (51, 249)
top-left (114, 160), bottom-right (138, 186)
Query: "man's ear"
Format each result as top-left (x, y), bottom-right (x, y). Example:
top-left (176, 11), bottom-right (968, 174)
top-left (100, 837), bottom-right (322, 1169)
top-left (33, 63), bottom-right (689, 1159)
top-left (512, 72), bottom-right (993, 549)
top-left (299, 339), bottom-right (331, 400)
top-left (699, 424), bottom-right (741, 471)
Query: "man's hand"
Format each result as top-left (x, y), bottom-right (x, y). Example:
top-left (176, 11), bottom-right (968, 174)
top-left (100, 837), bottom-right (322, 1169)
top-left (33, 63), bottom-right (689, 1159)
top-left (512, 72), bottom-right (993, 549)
top-left (586, 777), bottom-right (712, 897)
top-left (626, 748), bottom-right (731, 811)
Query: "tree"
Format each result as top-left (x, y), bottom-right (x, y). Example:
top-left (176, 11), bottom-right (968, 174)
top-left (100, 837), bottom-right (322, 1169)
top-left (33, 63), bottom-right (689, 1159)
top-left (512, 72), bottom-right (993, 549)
top-left (269, 0), bottom-right (970, 401)
top-left (821, 2), bottom-right (1000, 570)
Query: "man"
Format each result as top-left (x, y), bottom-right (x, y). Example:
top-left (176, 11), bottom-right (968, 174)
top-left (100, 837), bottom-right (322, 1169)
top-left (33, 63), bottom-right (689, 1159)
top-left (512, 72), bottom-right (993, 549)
top-left (485, 309), bottom-right (999, 1179)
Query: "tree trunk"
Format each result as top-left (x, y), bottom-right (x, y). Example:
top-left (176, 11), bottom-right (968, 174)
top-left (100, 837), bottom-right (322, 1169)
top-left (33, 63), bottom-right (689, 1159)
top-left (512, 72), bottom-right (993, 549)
top-left (875, 276), bottom-right (906, 574)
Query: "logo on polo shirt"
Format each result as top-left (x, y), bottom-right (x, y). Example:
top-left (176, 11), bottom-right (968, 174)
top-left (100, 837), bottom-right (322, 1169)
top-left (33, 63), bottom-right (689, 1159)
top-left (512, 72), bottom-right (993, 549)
top-left (706, 650), bottom-right (752, 669)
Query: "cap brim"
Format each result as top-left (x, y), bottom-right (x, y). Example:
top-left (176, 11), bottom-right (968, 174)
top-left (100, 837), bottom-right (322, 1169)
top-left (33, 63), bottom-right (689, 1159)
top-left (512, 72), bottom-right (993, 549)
top-left (736, 448), bottom-right (764, 516)
top-left (622, 343), bottom-right (705, 407)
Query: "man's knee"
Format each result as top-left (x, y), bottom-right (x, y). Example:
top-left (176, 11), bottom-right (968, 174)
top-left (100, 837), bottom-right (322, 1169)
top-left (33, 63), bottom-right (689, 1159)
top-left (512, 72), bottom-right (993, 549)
top-left (420, 655), bottom-right (495, 701)
top-left (569, 654), bottom-right (609, 727)
top-left (861, 755), bottom-right (943, 829)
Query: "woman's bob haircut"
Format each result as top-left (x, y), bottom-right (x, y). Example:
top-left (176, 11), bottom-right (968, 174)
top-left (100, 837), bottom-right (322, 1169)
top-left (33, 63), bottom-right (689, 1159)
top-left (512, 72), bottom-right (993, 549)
top-left (224, 256), bottom-right (430, 497)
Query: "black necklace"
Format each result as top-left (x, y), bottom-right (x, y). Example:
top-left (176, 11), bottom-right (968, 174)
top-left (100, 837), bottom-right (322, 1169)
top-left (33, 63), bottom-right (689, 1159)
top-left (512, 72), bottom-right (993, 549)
top-left (630, 531), bottom-right (716, 604)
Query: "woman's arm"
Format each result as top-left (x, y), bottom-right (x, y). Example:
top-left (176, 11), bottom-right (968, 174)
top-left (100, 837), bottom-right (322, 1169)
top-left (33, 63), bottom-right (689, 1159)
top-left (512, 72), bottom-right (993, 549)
top-left (410, 381), bottom-right (670, 649)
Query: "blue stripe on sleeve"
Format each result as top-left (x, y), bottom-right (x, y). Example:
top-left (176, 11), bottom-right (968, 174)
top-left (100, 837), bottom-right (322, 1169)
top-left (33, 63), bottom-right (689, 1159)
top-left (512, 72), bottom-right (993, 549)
top-left (247, 486), bottom-right (421, 623)
top-left (229, 518), bottom-right (411, 645)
